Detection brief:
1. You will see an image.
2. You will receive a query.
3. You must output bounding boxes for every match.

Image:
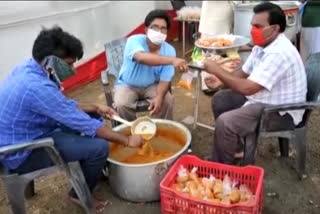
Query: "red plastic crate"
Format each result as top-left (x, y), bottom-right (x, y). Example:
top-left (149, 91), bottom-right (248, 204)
top-left (160, 155), bottom-right (264, 214)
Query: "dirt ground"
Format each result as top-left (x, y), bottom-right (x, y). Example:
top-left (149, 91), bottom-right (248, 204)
top-left (1, 41), bottom-right (320, 214)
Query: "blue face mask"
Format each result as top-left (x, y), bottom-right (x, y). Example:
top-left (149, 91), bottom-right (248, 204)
top-left (42, 55), bottom-right (76, 90)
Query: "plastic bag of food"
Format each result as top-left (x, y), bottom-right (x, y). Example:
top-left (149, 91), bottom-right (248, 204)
top-left (202, 174), bottom-right (215, 189)
top-left (178, 71), bottom-right (194, 90)
top-left (229, 187), bottom-right (241, 204)
top-left (176, 165), bottom-right (189, 183)
top-left (185, 180), bottom-right (201, 199)
top-left (189, 167), bottom-right (200, 183)
top-left (170, 182), bottom-right (184, 192)
top-left (213, 179), bottom-right (223, 195)
top-left (239, 184), bottom-right (254, 203)
top-left (222, 174), bottom-right (232, 196)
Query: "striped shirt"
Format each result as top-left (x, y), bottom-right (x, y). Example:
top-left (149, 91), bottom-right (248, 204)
top-left (0, 58), bottom-right (104, 169)
top-left (242, 34), bottom-right (307, 124)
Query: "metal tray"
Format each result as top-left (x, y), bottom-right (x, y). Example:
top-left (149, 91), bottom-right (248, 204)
top-left (195, 35), bottom-right (251, 52)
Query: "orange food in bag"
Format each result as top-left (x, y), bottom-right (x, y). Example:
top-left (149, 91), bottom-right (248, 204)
top-left (178, 72), bottom-right (194, 90)
top-left (178, 80), bottom-right (192, 90)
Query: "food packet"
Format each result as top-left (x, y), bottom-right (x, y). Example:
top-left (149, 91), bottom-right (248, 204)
top-left (239, 184), bottom-right (254, 203)
top-left (170, 183), bottom-right (184, 192)
top-left (213, 179), bottom-right (223, 195)
top-left (202, 174), bottom-right (215, 189)
top-left (197, 183), bottom-right (206, 197)
top-left (229, 187), bottom-right (241, 204)
top-left (190, 186), bottom-right (202, 199)
top-left (189, 167), bottom-right (200, 183)
top-left (178, 71), bottom-right (194, 90)
top-left (176, 165), bottom-right (189, 183)
top-left (185, 180), bottom-right (201, 199)
top-left (221, 195), bottom-right (231, 205)
top-left (204, 186), bottom-right (214, 199)
top-left (222, 175), bottom-right (232, 196)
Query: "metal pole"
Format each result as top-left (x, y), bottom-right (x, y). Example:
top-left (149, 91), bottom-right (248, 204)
top-left (193, 69), bottom-right (201, 129)
top-left (182, 20), bottom-right (185, 58)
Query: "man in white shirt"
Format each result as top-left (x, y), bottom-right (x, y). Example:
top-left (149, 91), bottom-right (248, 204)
top-left (203, 2), bottom-right (307, 164)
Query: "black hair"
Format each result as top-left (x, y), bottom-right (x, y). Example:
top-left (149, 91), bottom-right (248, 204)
top-left (253, 2), bottom-right (286, 33)
top-left (144, 10), bottom-right (171, 29)
top-left (32, 26), bottom-right (83, 63)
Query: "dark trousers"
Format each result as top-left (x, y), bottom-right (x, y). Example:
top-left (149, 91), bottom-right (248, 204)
top-left (11, 118), bottom-right (109, 195)
top-left (211, 89), bottom-right (294, 164)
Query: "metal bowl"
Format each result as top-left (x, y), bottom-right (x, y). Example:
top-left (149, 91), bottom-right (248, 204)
top-left (107, 119), bottom-right (192, 202)
top-left (194, 34), bottom-right (251, 55)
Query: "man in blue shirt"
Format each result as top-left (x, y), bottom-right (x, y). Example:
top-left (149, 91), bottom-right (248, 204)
top-left (114, 10), bottom-right (188, 121)
top-left (0, 26), bottom-right (143, 212)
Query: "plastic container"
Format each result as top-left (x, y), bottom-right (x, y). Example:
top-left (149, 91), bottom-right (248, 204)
top-left (160, 155), bottom-right (264, 214)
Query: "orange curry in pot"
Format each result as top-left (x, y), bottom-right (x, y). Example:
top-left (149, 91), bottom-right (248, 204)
top-left (110, 126), bottom-right (186, 164)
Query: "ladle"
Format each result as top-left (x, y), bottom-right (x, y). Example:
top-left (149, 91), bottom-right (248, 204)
top-left (112, 115), bottom-right (157, 141)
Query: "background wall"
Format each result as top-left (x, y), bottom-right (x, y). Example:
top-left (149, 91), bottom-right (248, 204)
top-left (0, 1), bottom-right (175, 83)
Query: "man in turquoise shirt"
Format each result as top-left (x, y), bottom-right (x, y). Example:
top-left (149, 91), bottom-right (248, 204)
top-left (114, 10), bottom-right (188, 121)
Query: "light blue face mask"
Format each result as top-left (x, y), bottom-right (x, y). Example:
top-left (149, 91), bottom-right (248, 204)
top-left (42, 55), bottom-right (76, 90)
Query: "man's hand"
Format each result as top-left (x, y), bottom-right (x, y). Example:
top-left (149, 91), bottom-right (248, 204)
top-left (204, 75), bottom-right (224, 90)
top-left (148, 95), bottom-right (163, 116)
top-left (203, 59), bottom-right (220, 74)
top-left (127, 135), bottom-right (144, 148)
top-left (96, 104), bottom-right (117, 120)
top-left (172, 58), bottom-right (188, 73)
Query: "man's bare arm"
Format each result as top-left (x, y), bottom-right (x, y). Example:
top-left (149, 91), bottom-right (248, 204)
top-left (133, 52), bottom-right (187, 72)
top-left (133, 52), bottom-right (175, 66)
top-left (204, 61), bottom-right (263, 96)
top-left (232, 68), bottom-right (249, 79)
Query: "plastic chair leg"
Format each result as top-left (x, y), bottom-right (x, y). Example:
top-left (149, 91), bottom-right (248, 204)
top-left (242, 135), bottom-right (258, 166)
top-left (278, 137), bottom-right (289, 157)
top-left (293, 128), bottom-right (307, 179)
top-left (68, 162), bottom-right (95, 214)
top-left (25, 180), bottom-right (35, 199)
top-left (2, 174), bottom-right (29, 214)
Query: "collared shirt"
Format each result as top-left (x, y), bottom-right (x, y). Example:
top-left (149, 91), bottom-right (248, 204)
top-left (0, 58), bottom-right (104, 169)
top-left (115, 34), bottom-right (175, 88)
top-left (242, 34), bottom-right (307, 124)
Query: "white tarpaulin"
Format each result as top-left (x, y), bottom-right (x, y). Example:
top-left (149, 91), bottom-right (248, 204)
top-left (0, 1), bottom-right (172, 82)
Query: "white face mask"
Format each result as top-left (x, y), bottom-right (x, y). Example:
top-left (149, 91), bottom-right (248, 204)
top-left (147, 28), bottom-right (167, 45)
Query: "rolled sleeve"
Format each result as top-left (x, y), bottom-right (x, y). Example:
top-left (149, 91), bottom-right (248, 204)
top-left (29, 84), bottom-right (104, 137)
top-left (242, 52), bottom-right (254, 75)
top-left (248, 53), bottom-right (288, 91)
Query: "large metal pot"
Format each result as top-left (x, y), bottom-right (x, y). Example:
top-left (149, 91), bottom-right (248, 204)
top-left (233, 1), bottom-right (301, 41)
top-left (107, 119), bottom-right (192, 202)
